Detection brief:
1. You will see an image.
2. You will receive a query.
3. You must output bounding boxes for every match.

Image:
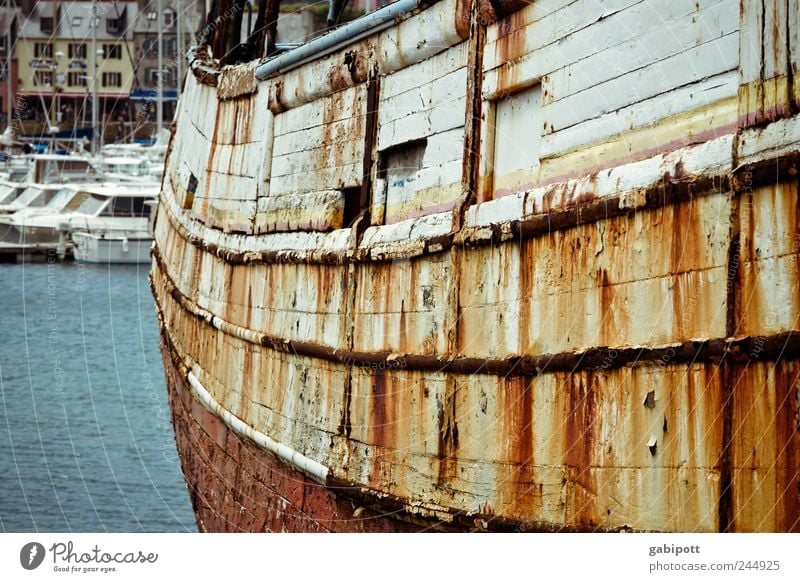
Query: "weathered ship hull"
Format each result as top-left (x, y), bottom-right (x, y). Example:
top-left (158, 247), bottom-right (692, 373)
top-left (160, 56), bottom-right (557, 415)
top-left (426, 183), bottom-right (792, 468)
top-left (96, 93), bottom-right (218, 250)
top-left (153, 0), bottom-right (800, 531)
top-left (160, 344), bottom-right (423, 532)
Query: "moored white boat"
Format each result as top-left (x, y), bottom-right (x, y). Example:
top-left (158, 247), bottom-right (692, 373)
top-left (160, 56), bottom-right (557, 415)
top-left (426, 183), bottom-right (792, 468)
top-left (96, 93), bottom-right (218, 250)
top-left (0, 183), bottom-right (64, 215)
top-left (93, 156), bottom-right (163, 185)
top-left (0, 183), bottom-right (158, 261)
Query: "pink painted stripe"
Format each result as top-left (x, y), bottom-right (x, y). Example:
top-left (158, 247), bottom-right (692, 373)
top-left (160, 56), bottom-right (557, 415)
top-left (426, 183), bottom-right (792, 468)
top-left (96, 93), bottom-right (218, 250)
top-left (494, 121), bottom-right (738, 199)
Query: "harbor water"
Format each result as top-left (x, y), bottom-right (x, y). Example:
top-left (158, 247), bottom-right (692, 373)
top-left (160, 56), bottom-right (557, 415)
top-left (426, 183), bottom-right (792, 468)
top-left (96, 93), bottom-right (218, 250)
top-left (0, 257), bottom-right (196, 532)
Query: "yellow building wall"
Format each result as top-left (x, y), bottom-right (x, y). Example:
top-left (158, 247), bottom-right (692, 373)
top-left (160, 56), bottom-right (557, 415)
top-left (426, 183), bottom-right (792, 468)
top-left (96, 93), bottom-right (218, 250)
top-left (17, 38), bottom-right (135, 97)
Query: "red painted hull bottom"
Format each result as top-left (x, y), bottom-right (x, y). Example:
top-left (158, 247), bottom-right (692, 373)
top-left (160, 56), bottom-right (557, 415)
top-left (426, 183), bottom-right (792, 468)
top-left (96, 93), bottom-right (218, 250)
top-left (162, 347), bottom-right (419, 532)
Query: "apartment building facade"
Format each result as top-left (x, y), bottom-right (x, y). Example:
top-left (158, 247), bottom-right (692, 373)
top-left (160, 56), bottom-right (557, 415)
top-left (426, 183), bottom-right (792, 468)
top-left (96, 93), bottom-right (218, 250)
top-left (16, 0), bottom-right (137, 130)
top-left (0, 7), bottom-right (19, 125)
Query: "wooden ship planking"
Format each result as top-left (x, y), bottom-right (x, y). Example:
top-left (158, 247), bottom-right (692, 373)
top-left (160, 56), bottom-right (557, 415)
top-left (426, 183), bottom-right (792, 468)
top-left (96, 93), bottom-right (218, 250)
top-left (151, 0), bottom-right (800, 532)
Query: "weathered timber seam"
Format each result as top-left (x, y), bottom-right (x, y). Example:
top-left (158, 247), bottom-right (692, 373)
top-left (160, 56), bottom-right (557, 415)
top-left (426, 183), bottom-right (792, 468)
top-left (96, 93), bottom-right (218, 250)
top-left (454, 5), bottom-right (485, 231)
top-left (339, 263), bottom-right (355, 438)
top-left (717, 164), bottom-right (742, 531)
top-left (351, 68), bottom-right (381, 253)
top-left (154, 291), bottom-right (640, 533)
top-left (732, 151), bottom-right (800, 190)
top-left (162, 133), bottom-right (796, 266)
top-left (326, 474), bottom-right (638, 533)
top-left (338, 67), bottom-right (379, 438)
top-left (161, 170), bottom-right (732, 266)
top-left (717, 357), bottom-right (735, 532)
top-left (787, 0), bottom-right (797, 116)
top-left (151, 242), bottom-right (800, 376)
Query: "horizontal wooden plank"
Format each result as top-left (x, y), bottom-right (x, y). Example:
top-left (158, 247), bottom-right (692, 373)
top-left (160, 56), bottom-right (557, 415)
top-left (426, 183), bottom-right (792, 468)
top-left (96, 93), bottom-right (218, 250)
top-left (380, 68), bottom-right (468, 126)
top-left (206, 172), bottom-right (259, 201)
top-left (272, 116), bottom-right (365, 157)
top-left (485, 0), bottom-right (643, 67)
top-left (486, 0), bottom-right (608, 44)
top-left (381, 44), bottom-right (468, 99)
top-left (422, 127), bottom-right (465, 166)
top-left (541, 71), bottom-right (738, 158)
top-left (483, 0), bottom-right (735, 102)
top-left (265, 0), bottom-right (465, 113)
top-left (270, 162), bottom-right (363, 196)
top-left (384, 182), bottom-right (462, 224)
top-left (545, 0), bottom-right (738, 103)
top-left (414, 160), bottom-right (463, 192)
top-left (255, 190), bottom-right (344, 233)
top-left (274, 84), bottom-right (367, 137)
top-left (538, 96), bottom-right (737, 184)
top-left (270, 140), bottom-right (365, 178)
top-left (542, 32), bottom-right (738, 133)
top-left (193, 197), bottom-right (257, 232)
top-left (378, 97), bottom-right (466, 149)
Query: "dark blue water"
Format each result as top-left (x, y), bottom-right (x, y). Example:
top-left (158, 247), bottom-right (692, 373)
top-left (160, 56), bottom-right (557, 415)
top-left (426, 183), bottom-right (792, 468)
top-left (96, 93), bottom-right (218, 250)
top-left (0, 259), bottom-right (196, 532)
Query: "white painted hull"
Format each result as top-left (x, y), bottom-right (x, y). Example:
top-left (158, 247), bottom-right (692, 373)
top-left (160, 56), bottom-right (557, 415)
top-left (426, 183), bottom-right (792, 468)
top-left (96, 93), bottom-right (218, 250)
top-left (153, 0), bottom-right (800, 533)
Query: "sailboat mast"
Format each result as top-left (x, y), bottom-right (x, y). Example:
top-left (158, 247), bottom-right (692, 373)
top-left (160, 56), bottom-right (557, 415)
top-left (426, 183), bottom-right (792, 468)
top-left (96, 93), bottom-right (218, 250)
top-left (50, 0), bottom-right (58, 131)
top-left (91, 0), bottom-right (98, 153)
top-left (176, 0), bottom-right (181, 99)
top-left (6, 0), bottom-right (11, 127)
top-left (156, 0), bottom-right (163, 137)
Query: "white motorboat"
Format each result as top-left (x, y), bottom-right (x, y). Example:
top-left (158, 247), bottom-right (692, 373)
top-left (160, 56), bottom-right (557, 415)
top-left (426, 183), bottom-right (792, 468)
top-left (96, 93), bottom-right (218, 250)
top-left (0, 184), bottom-right (158, 258)
top-left (0, 183), bottom-right (64, 215)
top-left (27, 154), bottom-right (97, 184)
top-left (0, 180), bottom-right (23, 207)
top-left (93, 156), bottom-right (160, 185)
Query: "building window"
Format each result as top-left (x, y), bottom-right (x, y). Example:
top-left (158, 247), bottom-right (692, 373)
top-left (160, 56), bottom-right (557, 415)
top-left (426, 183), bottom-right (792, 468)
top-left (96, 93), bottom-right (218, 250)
top-left (143, 37), bottom-right (157, 55)
top-left (164, 38), bottom-right (177, 58)
top-left (40, 17), bottom-right (53, 34)
top-left (34, 43), bottom-right (53, 58)
top-left (68, 43), bottom-right (86, 59)
top-left (164, 9), bottom-right (175, 27)
top-left (67, 72), bottom-right (86, 87)
top-left (72, 16), bottom-right (82, 27)
top-left (34, 71), bottom-right (53, 86)
top-left (102, 44), bottom-right (122, 59)
top-left (146, 11), bottom-right (157, 20)
top-left (102, 72), bottom-right (122, 87)
top-left (147, 68), bottom-right (175, 87)
top-left (106, 15), bottom-right (124, 34)
top-left (0, 37), bottom-right (7, 59)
